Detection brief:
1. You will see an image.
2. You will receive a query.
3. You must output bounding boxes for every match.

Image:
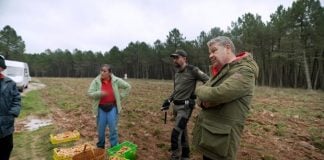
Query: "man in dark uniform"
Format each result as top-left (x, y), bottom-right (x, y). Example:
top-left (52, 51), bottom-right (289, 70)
top-left (161, 49), bottom-right (209, 160)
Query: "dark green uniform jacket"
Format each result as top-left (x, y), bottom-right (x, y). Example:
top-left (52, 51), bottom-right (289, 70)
top-left (193, 53), bottom-right (259, 160)
top-left (171, 65), bottom-right (209, 101)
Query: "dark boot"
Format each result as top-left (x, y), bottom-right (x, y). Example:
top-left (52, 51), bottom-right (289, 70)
top-left (170, 149), bottom-right (180, 160)
top-left (181, 146), bottom-right (190, 160)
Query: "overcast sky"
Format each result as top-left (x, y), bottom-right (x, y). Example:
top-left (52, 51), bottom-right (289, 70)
top-left (1, 0), bottom-right (322, 53)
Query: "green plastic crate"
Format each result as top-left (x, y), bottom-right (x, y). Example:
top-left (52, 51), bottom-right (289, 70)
top-left (107, 141), bottom-right (137, 160)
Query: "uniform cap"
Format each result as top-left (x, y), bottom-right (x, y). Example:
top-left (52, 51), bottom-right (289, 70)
top-left (170, 49), bottom-right (187, 58)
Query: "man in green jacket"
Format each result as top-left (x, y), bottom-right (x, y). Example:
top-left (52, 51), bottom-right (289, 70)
top-left (88, 64), bottom-right (131, 148)
top-left (161, 49), bottom-right (209, 160)
top-left (192, 36), bottom-right (259, 160)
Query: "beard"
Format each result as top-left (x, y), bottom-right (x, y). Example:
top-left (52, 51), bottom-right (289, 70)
top-left (174, 63), bottom-right (181, 68)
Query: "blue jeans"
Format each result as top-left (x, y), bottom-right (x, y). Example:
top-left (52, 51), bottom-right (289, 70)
top-left (96, 106), bottom-right (119, 148)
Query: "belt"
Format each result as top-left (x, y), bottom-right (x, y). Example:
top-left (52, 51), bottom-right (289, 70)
top-left (173, 99), bottom-right (196, 106)
top-left (99, 103), bottom-right (116, 112)
top-left (173, 100), bottom-right (187, 105)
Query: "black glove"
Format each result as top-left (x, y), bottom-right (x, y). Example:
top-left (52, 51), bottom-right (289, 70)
top-left (161, 99), bottom-right (171, 111)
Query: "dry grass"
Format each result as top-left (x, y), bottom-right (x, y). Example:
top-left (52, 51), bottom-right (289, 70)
top-left (12, 78), bottom-right (324, 160)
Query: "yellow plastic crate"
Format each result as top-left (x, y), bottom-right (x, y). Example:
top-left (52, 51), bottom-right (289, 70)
top-left (53, 148), bottom-right (72, 160)
top-left (50, 130), bottom-right (80, 144)
top-left (53, 143), bottom-right (94, 160)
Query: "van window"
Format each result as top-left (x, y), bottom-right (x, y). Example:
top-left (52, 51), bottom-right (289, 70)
top-left (6, 66), bottom-right (24, 76)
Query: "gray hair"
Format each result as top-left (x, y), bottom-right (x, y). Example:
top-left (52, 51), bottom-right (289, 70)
top-left (207, 36), bottom-right (236, 54)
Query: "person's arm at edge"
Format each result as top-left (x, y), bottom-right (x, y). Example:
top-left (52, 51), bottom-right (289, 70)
top-left (8, 83), bottom-right (21, 117)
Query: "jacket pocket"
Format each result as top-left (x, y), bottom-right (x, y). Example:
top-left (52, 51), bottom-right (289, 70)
top-left (199, 119), bottom-right (232, 157)
top-left (0, 116), bottom-right (15, 136)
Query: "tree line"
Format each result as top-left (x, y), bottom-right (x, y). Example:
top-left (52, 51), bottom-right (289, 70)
top-left (0, 0), bottom-right (323, 90)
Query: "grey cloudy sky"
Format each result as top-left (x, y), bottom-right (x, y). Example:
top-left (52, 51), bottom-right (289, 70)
top-left (1, 0), bottom-right (319, 53)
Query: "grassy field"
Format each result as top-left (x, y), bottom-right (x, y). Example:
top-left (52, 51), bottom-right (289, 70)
top-left (11, 78), bottom-right (324, 160)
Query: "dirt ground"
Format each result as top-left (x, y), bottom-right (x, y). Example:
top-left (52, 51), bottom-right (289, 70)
top-left (15, 79), bottom-right (48, 132)
top-left (15, 78), bottom-right (324, 160)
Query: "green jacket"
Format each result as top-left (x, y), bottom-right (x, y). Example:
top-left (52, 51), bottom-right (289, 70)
top-left (192, 53), bottom-right (259, 160)
top-left (87, 74), bottom-right (131, 115)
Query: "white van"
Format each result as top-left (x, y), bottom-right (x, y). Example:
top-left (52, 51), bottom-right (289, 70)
top-left (3, 60), bottom-right (31, 92)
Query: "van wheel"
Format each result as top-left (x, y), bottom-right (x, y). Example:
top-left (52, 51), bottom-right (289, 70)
top-left (18, 87), bottom-right (24, 92)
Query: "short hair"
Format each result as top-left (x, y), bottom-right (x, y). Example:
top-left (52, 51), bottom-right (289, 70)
top-left (207, 36), bottom-right (236, 54)
top-left (101, 64), bottom-right (112, 72)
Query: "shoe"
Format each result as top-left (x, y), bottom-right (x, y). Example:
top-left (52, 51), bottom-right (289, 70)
top-left (170, 155), bottom-right (180, 160)
top-left (170, 150), bottom-right (180, 160)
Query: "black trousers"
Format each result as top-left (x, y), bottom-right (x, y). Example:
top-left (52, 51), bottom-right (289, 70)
top-left (0, 134), bottom-right (13, 160)
top-left (203, 155), bottom-right (214, 160)
top-left (171, 105), bottom-right (193, 158)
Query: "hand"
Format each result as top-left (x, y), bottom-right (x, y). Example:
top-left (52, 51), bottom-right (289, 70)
top-left (202, 101), bottom-right (210, 108)
top-left (161, 99), bottom-right (171, 111)
top-left (201, 101), bottom-right (215, 109)
top-left (196, 98), bottom-right (209, 109)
